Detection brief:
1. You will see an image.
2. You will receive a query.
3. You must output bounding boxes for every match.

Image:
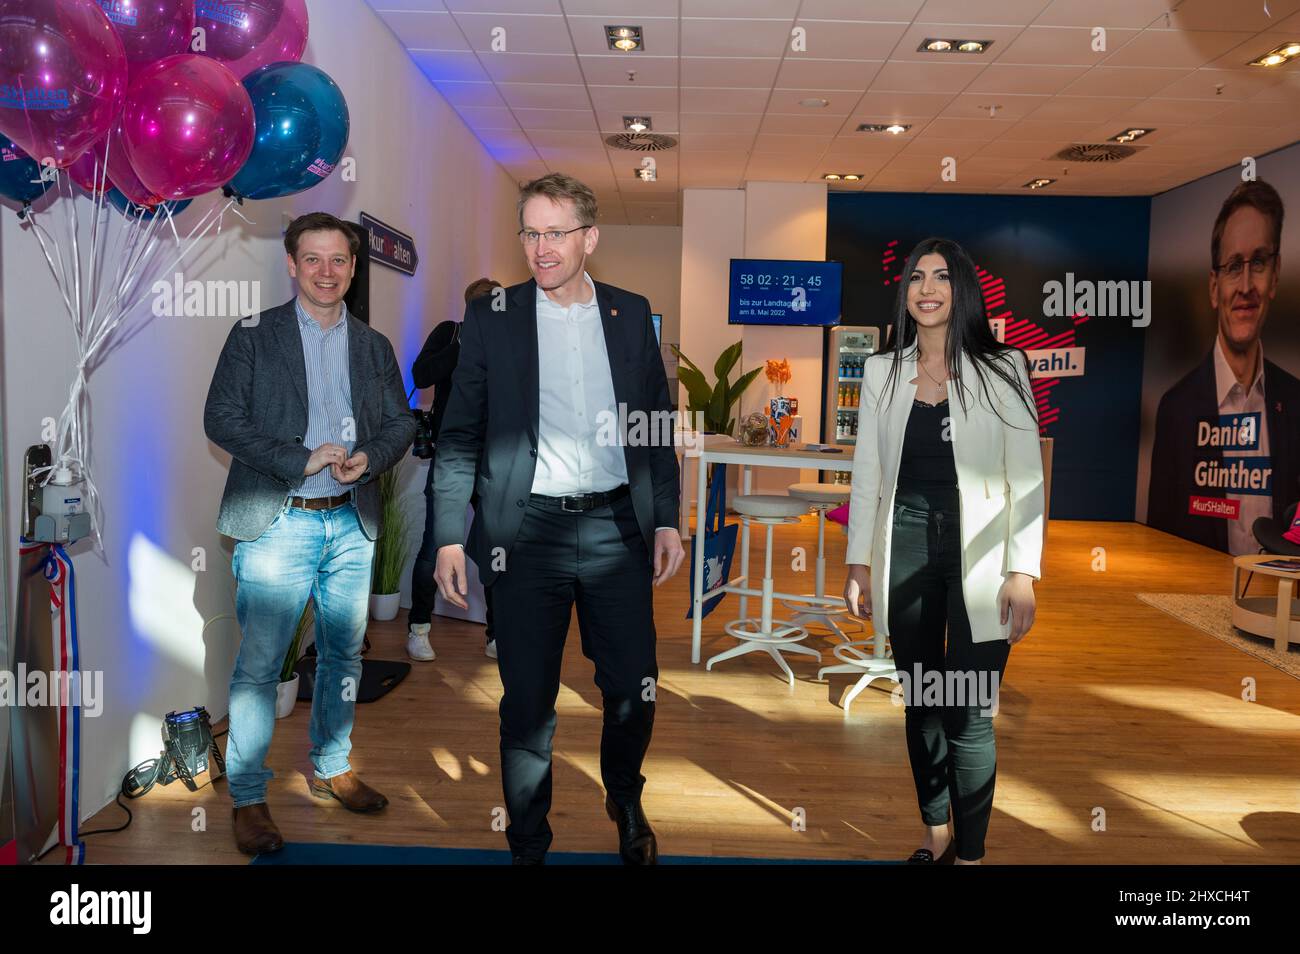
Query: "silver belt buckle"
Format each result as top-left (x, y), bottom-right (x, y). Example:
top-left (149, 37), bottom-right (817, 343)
top-left (561, 494), bottom-right (586, 513)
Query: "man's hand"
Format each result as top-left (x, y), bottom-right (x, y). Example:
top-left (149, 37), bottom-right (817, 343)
top-left (305, 443), bottom-right (347, 477)
top-left (843, 564), bottom-right (872, 619)
top-left (331, 451), bottom-right (369, 484)
top-left (999, 572), bottom-right (1037, 645)
top-left (652, 529), bottom-right (685, 586)
top-left (434, 544), bottom-right (469, 610)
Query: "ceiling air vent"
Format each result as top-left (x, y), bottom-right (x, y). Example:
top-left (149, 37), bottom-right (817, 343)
top-left (604, 132), bottom-right (678, 152)
top-left (1051, 143), bottom-right (1140, 163)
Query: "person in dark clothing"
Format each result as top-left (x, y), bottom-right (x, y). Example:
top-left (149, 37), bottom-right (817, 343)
top-left (406, 278), bottom-right (502, 661)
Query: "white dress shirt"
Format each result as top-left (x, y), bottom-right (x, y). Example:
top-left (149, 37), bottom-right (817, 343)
top-left (532, 272), bottom-right (629, 496)
top-left (1215, 337), bottom-right (1270, 556)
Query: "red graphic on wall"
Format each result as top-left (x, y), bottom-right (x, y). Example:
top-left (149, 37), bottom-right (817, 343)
top-left (879, 241), bottom-right (1075, 436)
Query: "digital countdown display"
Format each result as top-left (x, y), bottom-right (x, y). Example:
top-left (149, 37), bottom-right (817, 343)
top-left (728, 259), bottom-right (844, 326)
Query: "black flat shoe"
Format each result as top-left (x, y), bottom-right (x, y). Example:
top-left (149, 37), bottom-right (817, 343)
top-left (906, 840), bottom-right (956, 864)
top-left (605, 794), bottom-right (658, 865)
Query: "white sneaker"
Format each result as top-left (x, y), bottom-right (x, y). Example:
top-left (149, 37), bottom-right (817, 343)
top-left (485, 638), bottom-right (497, 659)
top-left (407, 623), bottom-right (435, 661)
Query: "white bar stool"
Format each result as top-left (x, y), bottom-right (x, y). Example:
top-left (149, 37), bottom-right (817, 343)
top-left (781, 482), bottom-right (864, 643)
top-left (818, 642), bottom-right (898, 715)
top-left (707, 494), bottom-right (819, 686)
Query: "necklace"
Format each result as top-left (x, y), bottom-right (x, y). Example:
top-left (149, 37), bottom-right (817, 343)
top-left (918, 355), bottom-right (948, 386)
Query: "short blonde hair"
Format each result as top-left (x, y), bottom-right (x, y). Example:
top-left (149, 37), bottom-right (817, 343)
top-left (517, 172), bottom-right (598, 228)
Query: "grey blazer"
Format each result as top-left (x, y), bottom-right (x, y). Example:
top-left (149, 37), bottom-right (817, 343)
top-left (203, 300), bottom-right (417, 542)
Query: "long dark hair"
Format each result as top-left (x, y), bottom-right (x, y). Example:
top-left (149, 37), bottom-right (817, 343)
top-left (879, 237), bottom-right (1037, 429)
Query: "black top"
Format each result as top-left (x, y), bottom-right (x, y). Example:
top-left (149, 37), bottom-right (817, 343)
top-left (896, 397), bottom-right (958, 495)
top-left (412, 319), bottom-right (462, 441)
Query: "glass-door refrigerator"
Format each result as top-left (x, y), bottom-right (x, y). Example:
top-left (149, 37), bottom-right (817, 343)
top-left (823, 326), bottom-right (881, 485)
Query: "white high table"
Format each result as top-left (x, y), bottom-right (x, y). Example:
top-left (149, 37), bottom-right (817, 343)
top-left (686, 435), bottom-right (852, 665)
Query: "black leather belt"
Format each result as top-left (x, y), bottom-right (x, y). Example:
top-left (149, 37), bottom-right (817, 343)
top-left (529, 484), bottom-right (629, 513)
top-left (288, 492), bottom-right (352, 511)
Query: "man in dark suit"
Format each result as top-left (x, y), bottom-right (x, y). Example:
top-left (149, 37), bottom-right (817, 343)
top-left (1148, 180), bottom-right (1297, 554)
top-left (433, 173), bottom-right (684, 864)
top-left (204, 212), bottom-right (416, 855)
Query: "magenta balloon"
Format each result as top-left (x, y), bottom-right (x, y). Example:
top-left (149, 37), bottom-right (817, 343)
top-left (66, 136), bottom-right (110, 194)
top-left (0, 0), bottom-right (129, 168)
top-left (120, 53), bottom-right (254, 200)
top-left (98, 0), bottom-right (197, 80)
top-left (193, 0), bottom-right (308, 79)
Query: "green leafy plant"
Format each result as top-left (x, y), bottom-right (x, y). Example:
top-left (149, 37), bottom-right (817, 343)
top-left (281, 600), bottom-right (314, 684)
top-left (670, 341), bottom-right (762, 436)
top-left (372, 462), bottom-right (409, 596)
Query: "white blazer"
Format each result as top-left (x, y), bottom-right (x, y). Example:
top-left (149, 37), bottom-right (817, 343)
top-left (846, 345), bottom-right (1045, 644)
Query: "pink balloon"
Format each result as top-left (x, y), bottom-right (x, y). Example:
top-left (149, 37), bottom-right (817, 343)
top-left (66, 136), bottom-right (111, 195)
top-left (70, 123), bottom-right (164, 204)
top-left (193, 0), bottom-right (308, 79)
top-left (0, 0), bottom-right (129, 168)
top-left (120, 53), bottom-right (254, 200)
top-left (98, 0), bottom-right (197, 81)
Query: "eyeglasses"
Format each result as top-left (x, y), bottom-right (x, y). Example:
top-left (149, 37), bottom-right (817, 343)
top-left (1213, 251), bottom-right (1277, 279)
top-left (518, 225), bottom-right (591, 246)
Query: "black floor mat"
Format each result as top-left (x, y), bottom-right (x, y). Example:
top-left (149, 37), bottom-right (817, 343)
top-left (293, 656), bottom-right (410, 703)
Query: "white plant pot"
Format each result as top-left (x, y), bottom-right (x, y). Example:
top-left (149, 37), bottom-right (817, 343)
top-left (370, 592), bottom-right (400, 621)
top-left (274, 674), bottom-right (300, 720)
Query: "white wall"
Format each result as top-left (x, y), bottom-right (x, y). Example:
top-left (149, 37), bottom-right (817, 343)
top-left (0, 0), bottom-right (524, 824)
top-left (588, 224), bottom-right (681, 347)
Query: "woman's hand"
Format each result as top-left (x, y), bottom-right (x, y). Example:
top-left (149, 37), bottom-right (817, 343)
top-left (999, 572), bottom-right (1036, 645)
top-left (844, 564), bottom-right (872, 619)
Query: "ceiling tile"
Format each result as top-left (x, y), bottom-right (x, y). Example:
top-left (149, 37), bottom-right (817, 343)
top-left (434, 81), bottom-right (508, 108)
top-left (408, 50), bottom-right (490, 82)
top-left (680, 56), bottom-right (782, 86)
top-left (1031, 0), bottom-right (1171, 29)
top-left (1102, 30), bottom-right (1256, 70)
top-left (1152, 67), bottom-right (1289, 101)
top-left (798, 0), bottom-right (923, 19)
top-left (449, 13), bottom-right (572, 53)
top-left (681, 18), bottom-right (793, 57)
top-left (964, 63), bottom-right (1088, 94)
top-left (1060, 66), bottom-right (1192, 97)
top-left (443, 0), bottom-right (562, 11)
top-left (579, 55), bottom-right (679, 85)
top-left (588, 84), bottom-right (679, 111)
top-left (681, 87), bottom-right (772, 112)
top-left (679, 112), bottom-right (763, 133)
top-left (940, 92), bottom-right (1047, 120)
top-left (998, 26), bottom-right (1140, 66)
top-left (774, 58), bottom-right (883, 89)
top-left (498, 82), bottom-right (591, 108)
top-left (378, 11), bottom-right (469, 50)
top-left (870, 61), bottom-right (988, 92)
top-left (1168, 0), bottom-right (1300, 32)
top-left (1025, 95), bottom-right (1145, 123)
top-left (759, 112), bottom-right (851, 134)
top-left (683, 0), bottom-right (799, 17)
top-left (514, 107), bottom-right (599, 130)
top-left (789, 20), bottom-right (911, 60)
top-left (766, 89), bottom-right (860, 114)
top-left (480, 52), bottom-right (584, 83)
top-left (916, 0), bottom-right (1053, 23)
top-left (456, 106), bottom-right (520, 129)
top-left (752, 132), bottom-right (834, 153)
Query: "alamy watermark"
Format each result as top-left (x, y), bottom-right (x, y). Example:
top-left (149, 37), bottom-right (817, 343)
top-left (151, 273), bottom-right (261, 325)
top-left (1, 666), bottom-right (104, 717)
top-left (1042, 273), bottom-right (1150, 328)
top-left (891, 664), bottom-right (1000, 717)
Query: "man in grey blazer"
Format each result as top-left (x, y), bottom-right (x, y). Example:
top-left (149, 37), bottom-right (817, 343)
top-left (204, 212), bottom-right (416, 855)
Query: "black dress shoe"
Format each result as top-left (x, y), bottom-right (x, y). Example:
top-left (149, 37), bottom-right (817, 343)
top-left (605, 794), bottom-right (658, 865)
top-left (907, 840), bottom-right (956, 864)
top-left (511, 854), bottom-right (545, 865)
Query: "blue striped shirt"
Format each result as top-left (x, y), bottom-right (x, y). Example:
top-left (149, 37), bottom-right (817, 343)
top-left (290, 297), bottom-right (355, 499)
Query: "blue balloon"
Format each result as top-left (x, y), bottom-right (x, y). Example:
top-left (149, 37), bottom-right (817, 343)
top-left (0, 137), bottom-right (52, 207)
top-left (106, 188), bottom-right (192, 220)
top-left (228, 62), bottom-right (351, 201)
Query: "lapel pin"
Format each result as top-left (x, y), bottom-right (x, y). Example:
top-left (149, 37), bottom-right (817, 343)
top-left (1277, 402), bottom-right (1283, 413)
top-left (610, 307), bottom-right (618, 316)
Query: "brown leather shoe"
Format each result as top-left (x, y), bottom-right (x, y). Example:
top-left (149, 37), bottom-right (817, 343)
top-left (232, 803), bottom-right (284, 856)
top-left (308, 770), bottom-right (388, 812)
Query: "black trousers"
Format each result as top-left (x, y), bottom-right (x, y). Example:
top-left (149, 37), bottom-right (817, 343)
top-left (488, 491), bottom-right (657, 858)
top-left (409, 481), bottom-right (494, 642)
top-left (887, 486), bottom-right (1010, 862)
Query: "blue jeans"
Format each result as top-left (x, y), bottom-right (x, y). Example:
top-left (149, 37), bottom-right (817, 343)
top-left (226, 500), bottom-right (375, 808)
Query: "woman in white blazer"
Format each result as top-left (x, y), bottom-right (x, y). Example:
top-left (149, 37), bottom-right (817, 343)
top-left (843, 238), bottom-right (1044, 865)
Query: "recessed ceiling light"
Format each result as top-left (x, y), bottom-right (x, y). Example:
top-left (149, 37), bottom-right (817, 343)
top-left (842, 174), bottom-right (862, 181)
top-left (635, 166), bottom-right (656, 181)
top-left (1109, 127), bottom-right (1153, 143)
top-left (1023, 177), bottom-right (1056, 189)
top-left (624, 116), bottom-right (651, 133)
top-left (799, 97), bottom-right (830, 108)
top-left (823, 173), bottom-right (842, 180)
top-left (885, 123), bottom-right (908, 135)
top-left (919, 37), bottom-right (993, 54)
top-left (1249, 41), bottom-right (1300, 66)
top-left (606, 25), bottom-right (643, 52)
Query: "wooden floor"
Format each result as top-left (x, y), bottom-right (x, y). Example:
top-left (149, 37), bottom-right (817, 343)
top-left (72, 517), bottom-right (1300, 864)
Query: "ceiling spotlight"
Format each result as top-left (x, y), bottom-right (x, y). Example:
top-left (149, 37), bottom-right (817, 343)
top-left (799, 97), bottom-right (830, 108)
top-left (606, 25), bottom-right (643, 52)
top-left (842, 174), bottom-right (862, 181)
top-left (920, 38), bottom-right (993, 54)
top-left (1249, 41), bottom-right (1300, 66)
top-left (885, 123), bottom-right (908, 134)
top-left (1023, 177), bottom-right (1056, 189)
top-left (823, 173), bottom-right (842, 180)
top-left (624, 116), bottom-right (651, 133)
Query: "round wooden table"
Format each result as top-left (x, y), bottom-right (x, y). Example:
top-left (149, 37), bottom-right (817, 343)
top-left (1232, 555), bottom-right (1300, 652)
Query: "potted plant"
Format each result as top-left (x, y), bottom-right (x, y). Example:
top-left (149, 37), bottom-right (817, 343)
top-left (765, 358), bottom-right (795, 447)
top-left (370, 461), bottom-right (409, 620)
top-left (277, 601), bottom-right (313, 719)
top-left (669, 340), bottom-right (762, 437)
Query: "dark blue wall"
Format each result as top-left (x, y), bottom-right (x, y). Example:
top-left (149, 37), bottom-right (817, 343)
top-left (827, 192), bottom-right (1151, 521)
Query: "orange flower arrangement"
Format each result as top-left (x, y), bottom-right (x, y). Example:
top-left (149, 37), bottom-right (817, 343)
top-left (765, 358), bottom-right (791, 394)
